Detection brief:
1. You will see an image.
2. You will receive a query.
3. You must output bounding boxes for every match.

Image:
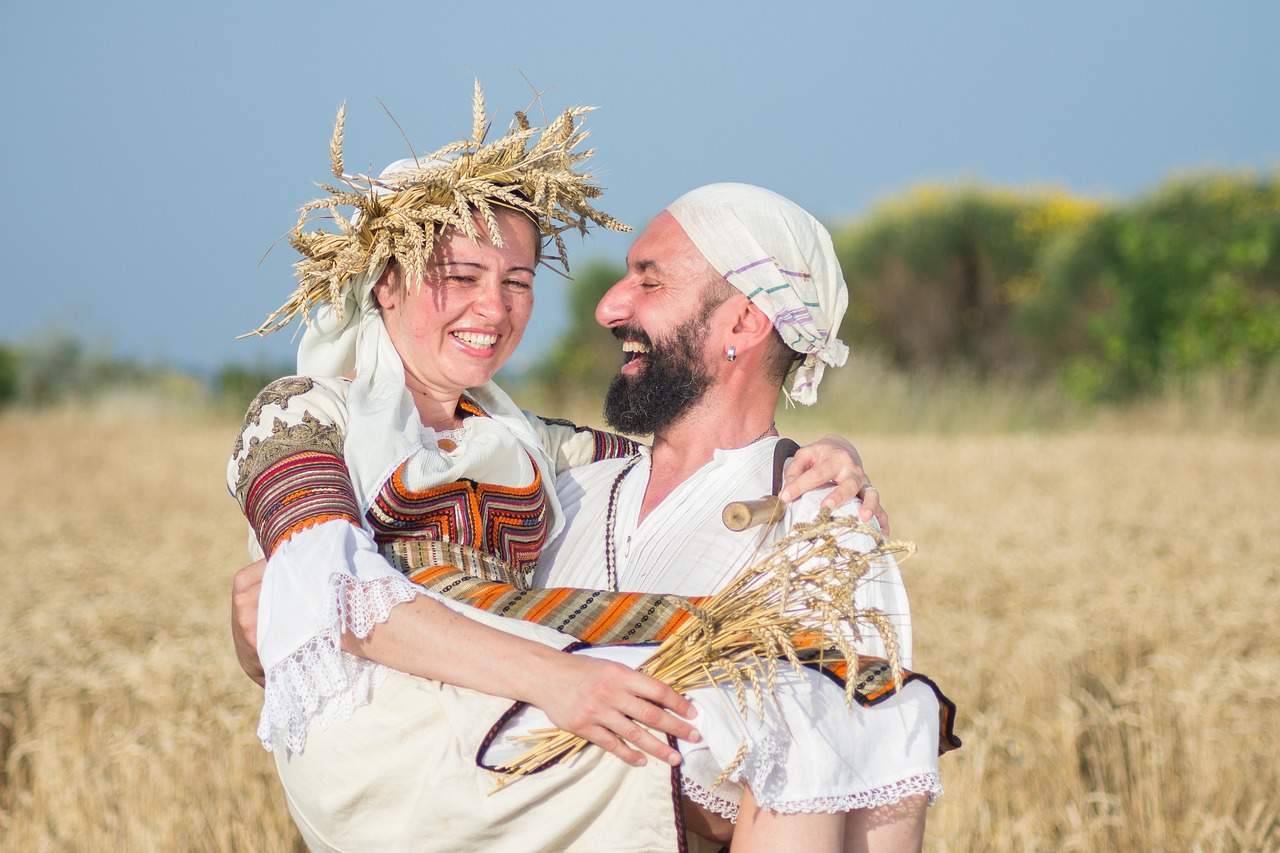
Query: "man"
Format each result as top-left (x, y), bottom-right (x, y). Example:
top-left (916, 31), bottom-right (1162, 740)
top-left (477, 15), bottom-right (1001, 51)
top-left (532, 183), bottom-right (944, 850)
top-left (232, 184), bottom-right (951, 852)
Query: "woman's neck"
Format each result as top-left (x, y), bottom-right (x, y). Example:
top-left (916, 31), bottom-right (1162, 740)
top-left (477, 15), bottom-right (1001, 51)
top-left (404, 374), bottom-right (462, 431)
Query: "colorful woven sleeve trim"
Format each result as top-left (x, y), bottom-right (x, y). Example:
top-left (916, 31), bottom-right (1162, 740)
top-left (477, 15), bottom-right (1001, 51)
top-left (533, 414), bottom-right (641, 464)
top-left (589, 428), bottom-right (640, 462)
top-left (243, 450), bottom-right (361, 556)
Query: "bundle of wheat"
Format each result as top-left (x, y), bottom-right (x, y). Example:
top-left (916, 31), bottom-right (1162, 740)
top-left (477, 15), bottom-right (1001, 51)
top-left (494, 511), bottom-right (915, 789)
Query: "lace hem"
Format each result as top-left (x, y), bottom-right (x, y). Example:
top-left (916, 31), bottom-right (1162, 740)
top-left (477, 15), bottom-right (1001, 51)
top-left (257, 572), bottom-right (420, 754)
top-left (681, 772), bottom-right (943, 822)
top-left (681, 778), bottom-right (741, 821)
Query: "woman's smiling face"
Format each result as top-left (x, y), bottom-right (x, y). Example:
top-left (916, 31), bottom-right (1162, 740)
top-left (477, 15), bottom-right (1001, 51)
top-left (375, 207), bottom-right (539, 397)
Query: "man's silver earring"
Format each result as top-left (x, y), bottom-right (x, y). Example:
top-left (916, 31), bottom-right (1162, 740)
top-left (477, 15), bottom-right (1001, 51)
top-left (726, 345), bottom-right (736, 363)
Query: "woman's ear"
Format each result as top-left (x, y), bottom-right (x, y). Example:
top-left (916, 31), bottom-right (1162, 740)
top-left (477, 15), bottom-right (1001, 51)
top-left (373, 265), bottom-right (400, 311)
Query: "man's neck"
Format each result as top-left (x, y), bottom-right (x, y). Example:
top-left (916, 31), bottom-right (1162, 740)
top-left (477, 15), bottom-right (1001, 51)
top-left (638, 385), bottom-right (777, 523)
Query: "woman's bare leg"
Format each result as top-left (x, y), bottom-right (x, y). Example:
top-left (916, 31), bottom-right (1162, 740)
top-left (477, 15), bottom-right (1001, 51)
top-left (843, 794), bottom-right (927, 853)
top-left (731, 785), bottom-right (843, 853)
top-left (682, 798), bottom-right (734, 846)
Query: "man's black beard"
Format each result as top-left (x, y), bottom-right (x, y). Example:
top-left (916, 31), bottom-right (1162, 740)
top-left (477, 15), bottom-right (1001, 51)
top-left (603, 318), bottom-right (713, 436)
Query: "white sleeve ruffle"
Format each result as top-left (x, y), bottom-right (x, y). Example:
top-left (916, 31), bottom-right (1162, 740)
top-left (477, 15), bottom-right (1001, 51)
top-left (255, 519), bottom-right (421, 754)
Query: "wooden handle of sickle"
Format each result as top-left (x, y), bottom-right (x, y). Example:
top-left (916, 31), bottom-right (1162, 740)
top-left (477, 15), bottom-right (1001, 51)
top-left (722, 496), bottom-right (786, 531)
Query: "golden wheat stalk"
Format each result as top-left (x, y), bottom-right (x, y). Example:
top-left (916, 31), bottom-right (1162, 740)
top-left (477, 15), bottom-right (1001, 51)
top-left (490, 513), bottom-right (915, 789)
top-left (329, 103), bottom-right (346, 181)
top-left (472, 78), bottom-right (487, 144)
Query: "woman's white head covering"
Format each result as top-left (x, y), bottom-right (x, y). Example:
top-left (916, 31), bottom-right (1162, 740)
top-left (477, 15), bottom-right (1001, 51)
top-left (295, 159), bottom-right (565, 539)
top-left (666, 183), bottom-right (849, 405)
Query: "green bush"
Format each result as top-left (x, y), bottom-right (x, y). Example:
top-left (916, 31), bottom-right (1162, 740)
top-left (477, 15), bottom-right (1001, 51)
top-left (0, 343), bottom-right (18, 407)
top-left (0, 332), bottom-right (218, 408)
top-left (1023, 173), bottom-right (1280, 400)
top-left (16, 333), bottom-right (96, 405)
top-left (834, 185), bottom-right (1099, 376)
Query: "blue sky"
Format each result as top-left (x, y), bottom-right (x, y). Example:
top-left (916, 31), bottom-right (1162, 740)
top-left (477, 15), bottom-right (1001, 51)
top-left (2, 1), bottom-right (1276, 372)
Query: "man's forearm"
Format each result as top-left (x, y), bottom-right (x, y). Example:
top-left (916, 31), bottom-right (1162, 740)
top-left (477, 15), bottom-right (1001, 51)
top-left (231, 560), bottom-right (266, 687)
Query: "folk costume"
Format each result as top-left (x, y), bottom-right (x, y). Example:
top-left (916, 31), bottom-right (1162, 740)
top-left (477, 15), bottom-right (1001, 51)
top-left (230, 95), bottom-right (956, 851)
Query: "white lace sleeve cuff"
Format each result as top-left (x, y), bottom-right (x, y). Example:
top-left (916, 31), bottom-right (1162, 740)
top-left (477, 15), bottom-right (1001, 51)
top-left (255, 519), bottom-right (421, 754)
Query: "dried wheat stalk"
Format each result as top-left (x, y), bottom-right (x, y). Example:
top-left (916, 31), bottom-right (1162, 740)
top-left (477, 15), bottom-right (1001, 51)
top-left (491, 512), bottom-right (916, 789)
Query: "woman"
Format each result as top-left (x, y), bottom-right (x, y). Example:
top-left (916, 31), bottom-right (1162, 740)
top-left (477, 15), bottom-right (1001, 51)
top-left (230, 92), bottom-right (942, 851)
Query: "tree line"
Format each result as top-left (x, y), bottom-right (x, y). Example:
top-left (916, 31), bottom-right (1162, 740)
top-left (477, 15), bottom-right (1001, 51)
top-left (2, 171), bottom-right (1275, 412)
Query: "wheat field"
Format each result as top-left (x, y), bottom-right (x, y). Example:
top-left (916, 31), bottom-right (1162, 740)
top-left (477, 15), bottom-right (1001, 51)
top-left (0, 409), bottom-right (1276, 851)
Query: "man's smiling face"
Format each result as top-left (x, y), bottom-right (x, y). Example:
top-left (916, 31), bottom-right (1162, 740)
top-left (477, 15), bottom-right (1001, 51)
top-left (595, 211), bottom-right (730, 434)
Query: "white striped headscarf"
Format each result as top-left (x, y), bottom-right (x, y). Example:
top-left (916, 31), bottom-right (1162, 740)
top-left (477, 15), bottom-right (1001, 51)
top-left (667, 183), bottom-right (849, 405)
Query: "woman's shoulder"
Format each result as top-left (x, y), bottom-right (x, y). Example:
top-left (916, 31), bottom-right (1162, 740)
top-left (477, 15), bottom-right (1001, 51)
top-left (241, 375), bottom-right (351, 428)
top-left (228, 375), bottom-right (352, 497)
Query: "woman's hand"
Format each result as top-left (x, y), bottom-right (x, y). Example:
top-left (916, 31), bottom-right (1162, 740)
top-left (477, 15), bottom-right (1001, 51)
top-left (522, 650), bottom-right (701, 768)
top-left (231, 560), bottom-right (267, 687)
top-left (778, 434), bottom-right (890, 535)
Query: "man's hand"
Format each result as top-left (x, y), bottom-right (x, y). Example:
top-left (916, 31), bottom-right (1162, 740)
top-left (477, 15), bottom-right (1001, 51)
top-left (231, 559), bottom-right (267, 687)
top-left (525, 651), bottom-right (701, 768)
top-left (777, 434), bottom-right (891, 536)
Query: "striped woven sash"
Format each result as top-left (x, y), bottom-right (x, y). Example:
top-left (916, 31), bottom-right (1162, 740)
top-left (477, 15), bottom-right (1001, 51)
top-left (382, 537), bottom-right (708, 643)
top-left (407, 562), bottom-right (708, 645)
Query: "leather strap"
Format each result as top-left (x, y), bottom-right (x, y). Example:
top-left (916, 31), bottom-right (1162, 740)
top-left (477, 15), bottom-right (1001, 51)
top-left (771, 438), bottom-right (800, 497)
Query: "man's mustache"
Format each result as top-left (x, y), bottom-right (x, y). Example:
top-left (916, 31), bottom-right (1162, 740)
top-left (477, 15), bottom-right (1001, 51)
top-left (611, 325), bottom-right (653, 349)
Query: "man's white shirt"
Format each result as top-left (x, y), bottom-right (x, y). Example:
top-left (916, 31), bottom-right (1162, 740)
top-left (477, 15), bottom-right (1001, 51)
top-left (535, 437), bottom-right (913, 666)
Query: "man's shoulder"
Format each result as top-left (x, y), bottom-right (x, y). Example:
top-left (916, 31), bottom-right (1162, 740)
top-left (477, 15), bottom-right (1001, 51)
top-left (783, 486), bottom-right (880, 548)
top-left (554, 454), bottom-right (643, 498)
